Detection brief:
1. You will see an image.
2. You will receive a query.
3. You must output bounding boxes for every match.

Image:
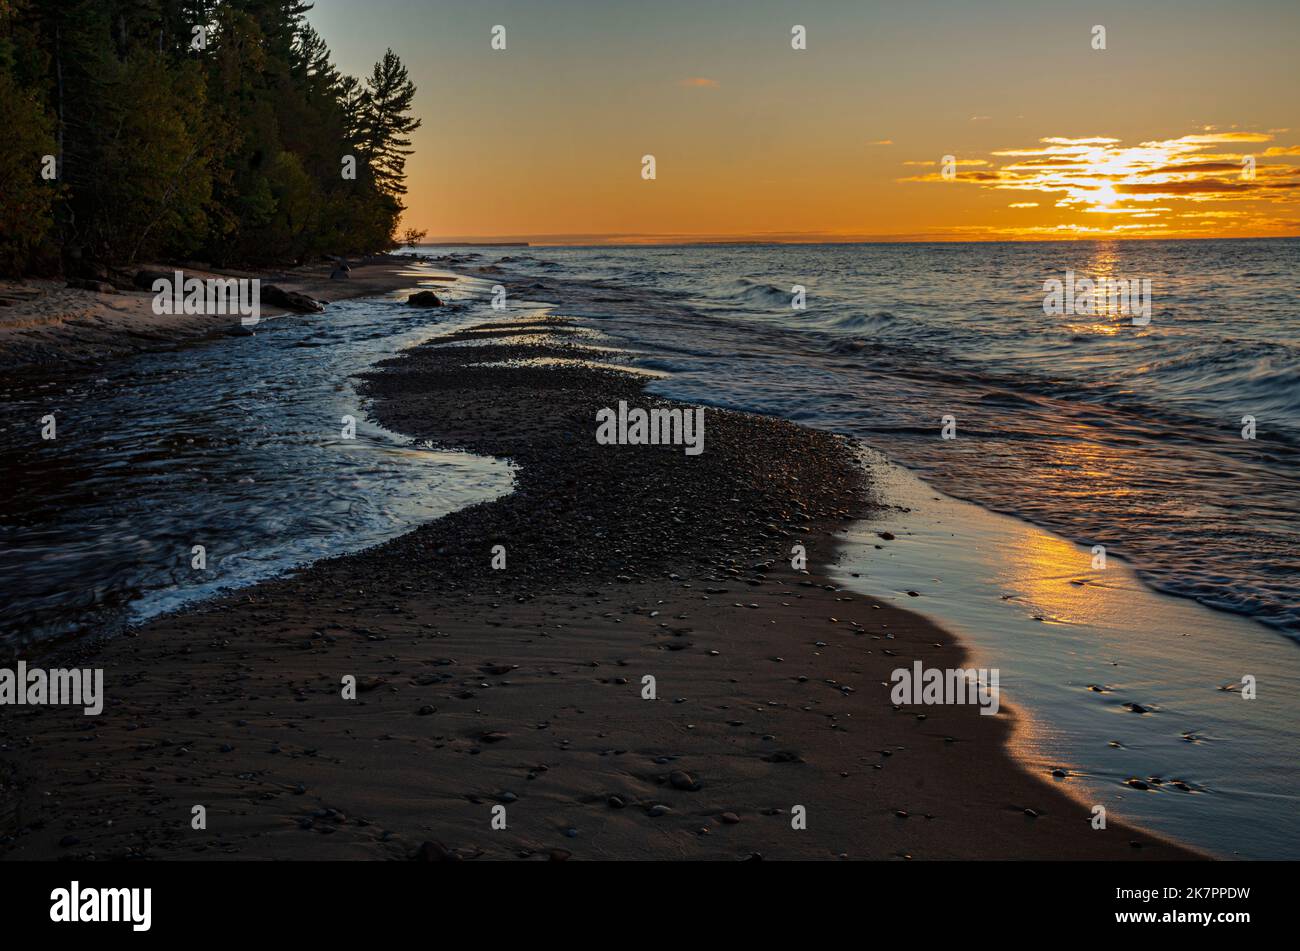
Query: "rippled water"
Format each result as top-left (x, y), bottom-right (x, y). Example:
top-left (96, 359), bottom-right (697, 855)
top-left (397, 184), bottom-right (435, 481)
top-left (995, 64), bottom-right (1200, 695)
top-left (447, 239), bottom-right (1300, 638)
top-left (831, 450), bottom-right (1300, 859)
top-left (0, 273), bottom-right (514, 649)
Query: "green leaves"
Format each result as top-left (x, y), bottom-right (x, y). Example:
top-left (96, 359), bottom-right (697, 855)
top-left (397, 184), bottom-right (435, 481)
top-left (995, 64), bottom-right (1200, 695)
top-left (0, 0), bottom-right (418, 273)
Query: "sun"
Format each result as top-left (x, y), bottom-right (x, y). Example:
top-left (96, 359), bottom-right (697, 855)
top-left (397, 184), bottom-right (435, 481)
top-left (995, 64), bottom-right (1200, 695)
top-left (1092, 182), bottom-right (1120, 208)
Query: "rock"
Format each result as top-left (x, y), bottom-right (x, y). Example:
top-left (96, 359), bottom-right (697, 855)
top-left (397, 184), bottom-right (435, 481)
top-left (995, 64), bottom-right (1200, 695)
top-left (607, 796), bottom-right (626, 809)
top-left (479, 731), bottom-right (508, 743)
top-left (262, 284), bottom-right (324, 313)
top-left (669, 770), bottom-right (701, 791)
top-left (133, 269), bottom-right (173, 289)
top-left (1125, 778), bottom-right (1150, 790)
top-left (329, 267), bottom-right (349, 280)
top-left (59, 835), bottom-right (80, 848)
top-left (408, 290), bottom-right (443, 307)
top-left (720, 812), bottom-right (741, 824)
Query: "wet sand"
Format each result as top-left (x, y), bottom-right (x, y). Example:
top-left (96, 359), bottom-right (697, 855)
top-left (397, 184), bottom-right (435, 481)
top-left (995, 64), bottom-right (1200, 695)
top-left (0, 312), bottom-right (1202, 860)
top-left (0, 257), bottom-right (421, 369)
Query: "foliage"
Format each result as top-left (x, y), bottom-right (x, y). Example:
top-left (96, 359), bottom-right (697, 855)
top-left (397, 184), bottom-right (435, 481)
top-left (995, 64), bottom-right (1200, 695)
top-left (0, 0), bottom-right (420, 275)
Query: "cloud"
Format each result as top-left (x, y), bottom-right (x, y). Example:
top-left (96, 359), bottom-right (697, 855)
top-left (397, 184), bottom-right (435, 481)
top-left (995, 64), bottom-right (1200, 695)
top-left (678, 77), bottom-right (719, 88)
top-left (904, 129), bottom-right (1300, 237)
top-left (901, 159), bottom-right (989, 167)
top-left (869, 139), bottom-right (894, 146)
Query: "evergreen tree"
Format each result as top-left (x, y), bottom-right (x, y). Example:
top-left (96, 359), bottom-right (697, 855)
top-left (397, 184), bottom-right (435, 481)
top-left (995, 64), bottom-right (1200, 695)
top-left (0, 0), bottom-right (59, 274)
top-left (0, 0), bottom-right (419, 273)
top-left (358, 49), bottom-right (420, 198)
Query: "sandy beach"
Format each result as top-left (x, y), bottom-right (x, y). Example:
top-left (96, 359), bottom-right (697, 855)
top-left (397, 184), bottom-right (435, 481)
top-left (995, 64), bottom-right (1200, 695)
top-left (0, 308), bottom-right (1202, 861)
top-left (0, 258), bottom-right (423, 371)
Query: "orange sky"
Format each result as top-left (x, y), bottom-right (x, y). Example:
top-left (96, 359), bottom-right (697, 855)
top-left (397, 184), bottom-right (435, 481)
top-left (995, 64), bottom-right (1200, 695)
top-left (313, 0), bottom-right (1300, 243)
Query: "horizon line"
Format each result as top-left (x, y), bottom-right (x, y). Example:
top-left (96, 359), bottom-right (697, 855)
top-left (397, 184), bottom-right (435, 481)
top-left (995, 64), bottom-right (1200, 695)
top-left (415, 233), bottom-right (1300, 248)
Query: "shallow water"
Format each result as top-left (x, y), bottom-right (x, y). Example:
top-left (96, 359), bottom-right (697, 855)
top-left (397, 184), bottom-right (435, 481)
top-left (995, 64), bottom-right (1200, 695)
top-left (829, 449), bottom-right (1300, 859)
top-left (456, 240), bottom-right (1300, 638)
top-left (0, 270), bottom-right (514, 648)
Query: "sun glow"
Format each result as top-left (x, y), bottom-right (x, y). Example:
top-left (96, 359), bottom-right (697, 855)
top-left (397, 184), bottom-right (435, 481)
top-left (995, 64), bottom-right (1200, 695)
top-left (904, 131), bottom-right (1299, 239)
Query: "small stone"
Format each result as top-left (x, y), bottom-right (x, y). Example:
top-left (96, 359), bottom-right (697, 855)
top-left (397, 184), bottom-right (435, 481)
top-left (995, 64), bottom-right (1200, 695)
top-left (669, 770), bottom-right (701, 791)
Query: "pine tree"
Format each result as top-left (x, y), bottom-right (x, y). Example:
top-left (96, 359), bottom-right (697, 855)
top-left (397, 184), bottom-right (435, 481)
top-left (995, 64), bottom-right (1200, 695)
top-left (358, 49), bottom-right (420, 197)
top-left (1, 0), bottom-right (418, 271)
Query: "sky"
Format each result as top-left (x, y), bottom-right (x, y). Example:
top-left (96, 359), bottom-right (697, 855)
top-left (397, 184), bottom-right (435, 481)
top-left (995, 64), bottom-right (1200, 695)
top-left (311, 0), bottom-right (1300, 243)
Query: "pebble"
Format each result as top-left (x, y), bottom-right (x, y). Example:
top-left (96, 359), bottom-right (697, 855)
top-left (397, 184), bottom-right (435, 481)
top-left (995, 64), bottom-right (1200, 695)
top-left (669, 770), bottom-right (702, 791)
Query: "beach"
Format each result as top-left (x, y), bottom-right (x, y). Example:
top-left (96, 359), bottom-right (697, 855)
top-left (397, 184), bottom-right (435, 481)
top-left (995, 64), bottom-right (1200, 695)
top-left (0, 305), bottom-right (1201, 861)
top-left (0, 258), bottom-right (424, 370)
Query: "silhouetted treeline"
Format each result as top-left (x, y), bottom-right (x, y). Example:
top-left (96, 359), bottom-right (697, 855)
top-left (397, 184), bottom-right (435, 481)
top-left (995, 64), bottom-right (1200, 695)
top-left (0, 0), bottom-right (420, 276)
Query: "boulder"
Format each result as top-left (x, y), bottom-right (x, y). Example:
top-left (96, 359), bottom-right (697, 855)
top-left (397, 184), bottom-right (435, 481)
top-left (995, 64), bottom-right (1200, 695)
top-left (408, 290), bottom-right (443, 307)
top-left (262, 284), bottom-right (324, 313)
top-left (133, 269), bottom-right (174, 290)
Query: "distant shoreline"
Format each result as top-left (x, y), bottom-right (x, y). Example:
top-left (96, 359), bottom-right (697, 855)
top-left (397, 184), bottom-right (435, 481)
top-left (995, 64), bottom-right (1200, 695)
top-left (414, 235), bottom-right (1300, 249)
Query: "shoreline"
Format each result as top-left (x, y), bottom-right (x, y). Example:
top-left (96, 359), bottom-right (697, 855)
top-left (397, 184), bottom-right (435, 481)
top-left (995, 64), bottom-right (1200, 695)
top-left (0, 298), bottom-right (1202, 860)
top-left (0, 257), bottom-right (428, 371)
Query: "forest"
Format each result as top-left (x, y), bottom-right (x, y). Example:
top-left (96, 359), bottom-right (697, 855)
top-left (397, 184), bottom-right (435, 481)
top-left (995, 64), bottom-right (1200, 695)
top-left (0, 0), bottom-right (422, 276)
